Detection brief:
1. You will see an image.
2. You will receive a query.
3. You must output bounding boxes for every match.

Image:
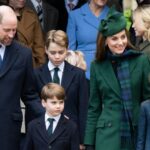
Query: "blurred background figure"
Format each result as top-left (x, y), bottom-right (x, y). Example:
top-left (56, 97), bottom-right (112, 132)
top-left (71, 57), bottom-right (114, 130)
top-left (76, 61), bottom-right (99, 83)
top-left (132, 5), bottom-right (150, 57)
top-left (46, 0), bottom-right (86, 31)
top-left (25, 0), bottom-right (59, 35)
top-left (67, 0), bottom-right (109, 79)
top-left (9, 0), bottom-right (46, 68)
top-left (65, 50), bottom-right (87, 71)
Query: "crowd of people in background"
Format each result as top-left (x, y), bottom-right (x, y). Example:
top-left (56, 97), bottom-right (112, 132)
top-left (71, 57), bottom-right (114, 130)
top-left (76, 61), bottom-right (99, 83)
top-left (0, 0), bottom-right (150, 150)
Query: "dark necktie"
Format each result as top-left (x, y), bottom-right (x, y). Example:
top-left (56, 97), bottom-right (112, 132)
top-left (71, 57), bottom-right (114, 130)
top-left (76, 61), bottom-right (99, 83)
top-left (53, 67), bottom-right (60, 84)
top-left (47, 118), bottom-right (55, 136)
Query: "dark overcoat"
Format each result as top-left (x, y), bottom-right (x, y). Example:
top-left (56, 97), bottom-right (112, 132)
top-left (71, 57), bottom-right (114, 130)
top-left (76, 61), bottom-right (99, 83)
top-left (23, 114), bottom-right (79, 150)
top-left (0, 41), bottom-right (43, 150)
top-left (34, 61), bottom-right (89, 144)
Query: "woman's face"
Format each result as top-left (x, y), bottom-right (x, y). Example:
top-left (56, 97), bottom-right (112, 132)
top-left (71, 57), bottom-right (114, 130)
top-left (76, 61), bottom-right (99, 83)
top-left (106, 30), bottom-right (128, 55)
top-left (132, 12), bottom-right (145, 37)
top-left (92, 0), bottom-right (107, 7)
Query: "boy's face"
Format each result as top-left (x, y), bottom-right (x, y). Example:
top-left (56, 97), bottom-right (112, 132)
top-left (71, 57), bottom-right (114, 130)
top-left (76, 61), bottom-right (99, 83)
top-left (45, 42), bottom-right (67, 66)
top-left (42, 96), bottom-right (64, 117)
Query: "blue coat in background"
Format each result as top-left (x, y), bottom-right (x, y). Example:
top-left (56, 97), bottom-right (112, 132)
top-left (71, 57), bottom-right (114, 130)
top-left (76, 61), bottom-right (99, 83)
top-left (136, 100), bottom-right (150, 150)
top-left (67, 3), bottom-right (109, 79)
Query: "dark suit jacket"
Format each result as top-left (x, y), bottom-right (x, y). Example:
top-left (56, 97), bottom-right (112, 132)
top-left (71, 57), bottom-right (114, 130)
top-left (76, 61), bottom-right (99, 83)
top-left (0, 40), bottom-right (43, 150)
top-left (23, 114), bottom-right (79, 150)
top-left (34, 61), bottom-right (89, 143)
top-left (46, 0), bottom-right (86, 31)
top-left (136, 100), bottom-right (150, 150)
top-left (26, 0), bottom-right (59, 34)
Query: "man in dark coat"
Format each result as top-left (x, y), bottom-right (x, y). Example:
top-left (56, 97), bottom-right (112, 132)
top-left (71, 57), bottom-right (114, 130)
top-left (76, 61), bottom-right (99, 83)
top-left (0, 5), bottom-right (43, 150)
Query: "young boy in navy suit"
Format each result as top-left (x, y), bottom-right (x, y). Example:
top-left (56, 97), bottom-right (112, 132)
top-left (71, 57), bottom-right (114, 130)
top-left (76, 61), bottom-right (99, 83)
top-left (24, 83), bottom-right (79, 150)
top-left (34, 30), bottom-right (88, 150)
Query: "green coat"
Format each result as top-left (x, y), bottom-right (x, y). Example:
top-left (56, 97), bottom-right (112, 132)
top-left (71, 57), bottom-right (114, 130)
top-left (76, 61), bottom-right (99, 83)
top-left (84, 53), bottom-right (150, 150)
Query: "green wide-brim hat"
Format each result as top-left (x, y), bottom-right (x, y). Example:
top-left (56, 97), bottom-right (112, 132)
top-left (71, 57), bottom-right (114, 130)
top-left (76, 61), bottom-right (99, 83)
top-left (99, 7), bottom-right (127, 37)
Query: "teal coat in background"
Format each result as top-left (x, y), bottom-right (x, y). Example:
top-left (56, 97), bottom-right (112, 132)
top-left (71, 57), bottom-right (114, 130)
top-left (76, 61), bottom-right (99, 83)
top-left (84, 53), bottom-right (150, 150)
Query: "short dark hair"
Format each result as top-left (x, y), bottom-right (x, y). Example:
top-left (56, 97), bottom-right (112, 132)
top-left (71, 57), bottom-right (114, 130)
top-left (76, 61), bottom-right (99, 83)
top-left (41, 83), bottom-right (66, 101)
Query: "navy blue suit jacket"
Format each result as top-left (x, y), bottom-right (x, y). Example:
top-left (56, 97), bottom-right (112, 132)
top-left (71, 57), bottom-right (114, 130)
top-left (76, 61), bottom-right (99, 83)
top-left (34, 61), bottom-right (89, 143)
top-left (24, 114), bottom-right (79, 150)
top-left (0, 40), bottom-right (43, 150)
top-left (136, 100), bottom-right (150, 150)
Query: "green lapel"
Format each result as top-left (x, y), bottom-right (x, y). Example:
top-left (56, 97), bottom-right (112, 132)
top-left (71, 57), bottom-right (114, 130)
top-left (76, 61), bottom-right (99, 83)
top-left (98, 60), bottom-right (121, 98)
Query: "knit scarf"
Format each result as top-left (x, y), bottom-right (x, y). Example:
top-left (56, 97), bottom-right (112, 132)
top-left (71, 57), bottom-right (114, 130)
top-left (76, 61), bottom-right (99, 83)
top-left (107, 49), bottom-right (142, 150)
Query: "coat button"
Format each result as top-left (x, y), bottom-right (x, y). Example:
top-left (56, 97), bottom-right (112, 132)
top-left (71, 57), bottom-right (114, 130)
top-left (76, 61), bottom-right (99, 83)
top-left (108, 122), bottom-right (112, 127)
top-left (48, 145), bottom-right (52, 149)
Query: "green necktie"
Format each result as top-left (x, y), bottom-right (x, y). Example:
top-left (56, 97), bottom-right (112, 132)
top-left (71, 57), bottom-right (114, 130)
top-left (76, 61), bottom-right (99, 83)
top-left (53, 67), bottom-right (60, 84)
top-left (47, 118), bottom-right (55, 136)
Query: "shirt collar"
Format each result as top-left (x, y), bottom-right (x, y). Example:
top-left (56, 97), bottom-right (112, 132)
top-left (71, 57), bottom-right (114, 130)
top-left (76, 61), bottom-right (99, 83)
top-left (45, 112), bottom-right (61, 123)
top-left (48, 61), bottom-right (65, 72)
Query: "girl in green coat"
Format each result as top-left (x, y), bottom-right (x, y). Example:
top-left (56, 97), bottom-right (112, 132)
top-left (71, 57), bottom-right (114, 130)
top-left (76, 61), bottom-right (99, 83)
top-left (84, 7), bottom-right (150, 150)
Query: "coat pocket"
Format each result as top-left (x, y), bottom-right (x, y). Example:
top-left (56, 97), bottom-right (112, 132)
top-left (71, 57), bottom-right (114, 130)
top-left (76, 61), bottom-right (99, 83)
top-left (96, 120), bottom-right (112, 128)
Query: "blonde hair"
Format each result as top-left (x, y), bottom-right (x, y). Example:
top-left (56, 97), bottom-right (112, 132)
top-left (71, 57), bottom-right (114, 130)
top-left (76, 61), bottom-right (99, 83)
top-left (41, 83), bottom-right (66, 101)
top-left (45, 30), bottom-right (68, 49)
top-left (133, 6), bottom-right (150, 41)
top-left (65, 50), bottom-right (87, 71)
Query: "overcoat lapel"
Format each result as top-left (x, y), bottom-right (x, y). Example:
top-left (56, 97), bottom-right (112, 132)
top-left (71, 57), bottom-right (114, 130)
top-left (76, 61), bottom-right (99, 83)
top-left (36, 115), bottom-right (50, 143)
top-left (100, 60), bottom-right (121, 98)
top-left (61, 62), bottom-right (75, 91)
top-left (48, 115), bottom-right (66, 144)
top-left (39, 64), bottom-right (52, 85)
top-left (0, 42), bottom-right (19, 78)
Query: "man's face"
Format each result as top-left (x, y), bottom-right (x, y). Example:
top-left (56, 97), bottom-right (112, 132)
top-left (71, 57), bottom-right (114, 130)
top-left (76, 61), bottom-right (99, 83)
top-left (46, 42), bottom-right (67, 66)
top-left (9, 0), bottom-right (26, 9)
top-left (0, 17), bottom-right (17, 46)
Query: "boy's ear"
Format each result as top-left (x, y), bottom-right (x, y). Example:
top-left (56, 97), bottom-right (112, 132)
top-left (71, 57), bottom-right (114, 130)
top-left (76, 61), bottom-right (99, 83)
top-left (41, 99), bottom-right (46, 108)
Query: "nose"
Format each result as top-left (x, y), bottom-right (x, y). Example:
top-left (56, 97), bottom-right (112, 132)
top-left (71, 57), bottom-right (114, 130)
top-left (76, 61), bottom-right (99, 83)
top-left (132, 22), bottom-right (135, 28)
top-left (55, 53), bottom-right (60, 59)
top-left (8, 31), bottom-right (15, 38)
top-left (118, 39), bottom-right (123, 45)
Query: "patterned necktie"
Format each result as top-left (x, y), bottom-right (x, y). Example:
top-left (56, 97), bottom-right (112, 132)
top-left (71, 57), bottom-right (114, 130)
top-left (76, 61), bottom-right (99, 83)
top-left (47, 118), bottom-right (55, 136)
top-left (53, 67), bottom-right (60, 84)
top-left (37, 3), bottom-right (43, 23)
top-left (68, 0), bottom-right (75, 10)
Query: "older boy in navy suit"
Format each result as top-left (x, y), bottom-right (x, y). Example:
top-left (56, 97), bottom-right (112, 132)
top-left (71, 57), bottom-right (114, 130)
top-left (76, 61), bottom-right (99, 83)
top-left (24, 83), bottom-right (79, 150)
top-left (34, 30), bottom-right (88, 150)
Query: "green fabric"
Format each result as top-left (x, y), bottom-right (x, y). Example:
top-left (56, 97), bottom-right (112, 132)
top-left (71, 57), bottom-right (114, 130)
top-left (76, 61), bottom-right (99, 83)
top-left (123, 9), bottom-right (132, 31)
top-left (99, 6), bottom-right (126, 37)
top-left (84, 51), bottom-right (150, 150)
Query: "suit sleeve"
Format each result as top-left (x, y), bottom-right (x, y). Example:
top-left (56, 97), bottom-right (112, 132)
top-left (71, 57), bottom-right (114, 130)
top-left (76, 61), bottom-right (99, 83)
top-left (21, 49), bottom-right (44, 124)
top-left (136, 102), bottom-right (147, 150)
top-left (84, 62), bottom-right (102, 145)
top-left (78, 70), bottom-right (89, 144)
top-left (67, 12), bottom-right (77, 50)
top-left (70, 122), bottom-right (80, 150)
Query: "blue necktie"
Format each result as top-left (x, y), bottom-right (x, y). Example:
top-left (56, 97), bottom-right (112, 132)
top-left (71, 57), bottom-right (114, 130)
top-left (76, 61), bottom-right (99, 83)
top-left (47, 118), bottom-right (55, 136)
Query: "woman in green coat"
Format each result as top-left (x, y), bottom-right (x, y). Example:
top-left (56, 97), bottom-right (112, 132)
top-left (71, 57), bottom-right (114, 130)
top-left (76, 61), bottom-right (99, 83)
top-left (84, 7), bottom-right (150, 150)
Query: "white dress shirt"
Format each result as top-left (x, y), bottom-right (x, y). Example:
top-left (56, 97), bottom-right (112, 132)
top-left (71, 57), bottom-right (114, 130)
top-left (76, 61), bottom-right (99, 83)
top-left (48, 61), bottom-right (65, 85)
top-left (45, 113), bottom-right (61, 133)
top-left (0, 43), bottom-right (6, 60)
